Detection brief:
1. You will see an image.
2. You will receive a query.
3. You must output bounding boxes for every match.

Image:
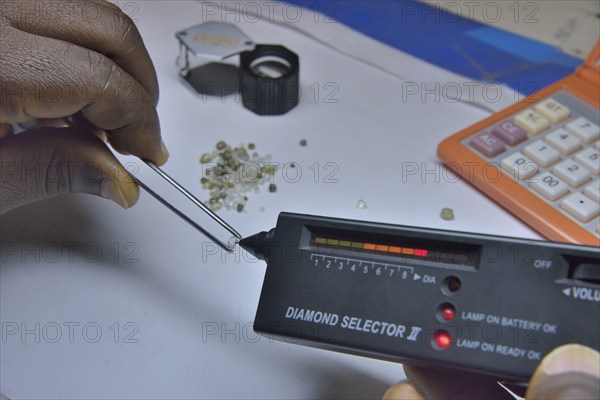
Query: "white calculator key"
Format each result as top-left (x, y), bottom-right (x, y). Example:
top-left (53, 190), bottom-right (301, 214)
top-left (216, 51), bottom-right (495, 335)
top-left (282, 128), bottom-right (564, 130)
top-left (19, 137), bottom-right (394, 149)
top-left (553, 159), bottom-right (592, 187)
top-left (574, 148), bottom-right (600, 175)
top-left (514, 109), bottom-right (550, 135)
top-left (584, 180), bottom-right (600, 203)
top-left (534, 98), bottom-right (570, 124)
top-left (501, 152), bottom-right (539, 181)
top-left (560, 192), bottom-right (599, 223)
top-left (545, 128), bottom-right (582, 155)
top-left (523, 140), bottom-right (561, 167)
top-left (566, 117), bottom-right (600, 143)
top-left (530, 172), bottom-right (569, 201)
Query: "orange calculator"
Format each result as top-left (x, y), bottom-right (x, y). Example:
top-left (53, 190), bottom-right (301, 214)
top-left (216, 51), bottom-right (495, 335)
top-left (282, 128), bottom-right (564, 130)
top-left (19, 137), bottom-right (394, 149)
top-left (438, 41), bottom-right (600, 246)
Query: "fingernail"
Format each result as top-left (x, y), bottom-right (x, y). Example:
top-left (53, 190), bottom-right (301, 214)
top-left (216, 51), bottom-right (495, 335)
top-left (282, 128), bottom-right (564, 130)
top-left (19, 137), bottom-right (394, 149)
top-left (527, 345), bottom-right (600, 400)
top-left (161, 140), bottom-right (170, 161)
top-left (542, 344), bottom-right (600, 378)
top-left (382, 381), bottom-right (424, 400)
top-left (101, 179), bottom-right (130, 209)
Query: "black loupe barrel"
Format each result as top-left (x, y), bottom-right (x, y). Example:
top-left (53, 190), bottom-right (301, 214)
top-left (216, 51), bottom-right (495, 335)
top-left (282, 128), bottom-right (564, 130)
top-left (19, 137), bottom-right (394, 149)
top-left (240, 45), bottom-right (299, 115)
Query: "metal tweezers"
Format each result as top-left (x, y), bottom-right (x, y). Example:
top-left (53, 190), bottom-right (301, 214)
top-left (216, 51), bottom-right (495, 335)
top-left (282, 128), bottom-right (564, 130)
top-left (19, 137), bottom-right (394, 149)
top-left (139, 161), bottom-right (242, 252)
top-left (28, 118), bottom-right (241, 252)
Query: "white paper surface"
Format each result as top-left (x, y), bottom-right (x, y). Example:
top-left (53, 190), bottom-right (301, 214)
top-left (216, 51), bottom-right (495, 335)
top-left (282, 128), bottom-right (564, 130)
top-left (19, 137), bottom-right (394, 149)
top-left (0, 1), bottom-right (541, 399)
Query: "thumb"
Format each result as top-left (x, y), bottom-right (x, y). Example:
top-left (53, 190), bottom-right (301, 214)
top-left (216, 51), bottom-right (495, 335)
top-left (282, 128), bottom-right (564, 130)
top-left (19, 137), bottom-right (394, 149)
top-left (383, 381), bottom-right (424, 400)
top-left (526, 344), bottom-right (600, 399)
top-left (0, 127), bottom-right (139, 214)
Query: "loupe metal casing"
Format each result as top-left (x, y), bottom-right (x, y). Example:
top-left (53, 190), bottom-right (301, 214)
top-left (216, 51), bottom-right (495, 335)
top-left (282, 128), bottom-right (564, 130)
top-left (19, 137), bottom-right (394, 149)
top-left (176, 22), bottom-right (299, 115)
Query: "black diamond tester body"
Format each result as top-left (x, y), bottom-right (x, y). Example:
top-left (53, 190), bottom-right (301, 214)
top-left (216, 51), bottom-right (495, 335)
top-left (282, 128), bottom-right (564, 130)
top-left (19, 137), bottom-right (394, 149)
top-left (240, 212), bottom-right (600, 381)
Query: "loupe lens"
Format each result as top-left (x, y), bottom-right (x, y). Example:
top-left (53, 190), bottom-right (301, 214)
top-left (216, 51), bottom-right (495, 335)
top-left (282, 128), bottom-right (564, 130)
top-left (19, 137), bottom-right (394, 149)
top-left (250, 56), bottom-right (291, 79)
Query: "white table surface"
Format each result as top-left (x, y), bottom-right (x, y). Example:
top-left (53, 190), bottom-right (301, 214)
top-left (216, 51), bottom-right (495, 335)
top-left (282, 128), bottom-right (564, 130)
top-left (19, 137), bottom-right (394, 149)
top-left (0, 1), bottom-right (541, 399)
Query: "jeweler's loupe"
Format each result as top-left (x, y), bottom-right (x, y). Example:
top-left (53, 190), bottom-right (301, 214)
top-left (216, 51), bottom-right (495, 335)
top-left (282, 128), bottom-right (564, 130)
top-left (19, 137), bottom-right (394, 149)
top-left (176, 22), bottom-right (299, 115)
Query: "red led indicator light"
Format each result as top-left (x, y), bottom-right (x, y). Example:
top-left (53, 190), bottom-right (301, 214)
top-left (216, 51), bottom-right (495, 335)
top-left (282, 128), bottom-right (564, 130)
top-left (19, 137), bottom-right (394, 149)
top-left (414, 249), bottom-right (428, 257)
top-left (442, 307), bottom-right (456, 321)
top-left (435, 331), bottom-right (451, 349)
top-left (314, 236), bottom-right (430, 258)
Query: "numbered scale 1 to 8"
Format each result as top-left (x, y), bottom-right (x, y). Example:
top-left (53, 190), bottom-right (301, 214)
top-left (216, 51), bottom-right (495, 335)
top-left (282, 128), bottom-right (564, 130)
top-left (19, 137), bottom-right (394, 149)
top-left (310, 253), bottom-right (438, 284)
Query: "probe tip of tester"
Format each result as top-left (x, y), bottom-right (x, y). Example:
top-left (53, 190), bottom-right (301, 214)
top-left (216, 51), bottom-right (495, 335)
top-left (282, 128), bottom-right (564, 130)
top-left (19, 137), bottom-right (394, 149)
top-left (239, 229), bottom-right (274, 262)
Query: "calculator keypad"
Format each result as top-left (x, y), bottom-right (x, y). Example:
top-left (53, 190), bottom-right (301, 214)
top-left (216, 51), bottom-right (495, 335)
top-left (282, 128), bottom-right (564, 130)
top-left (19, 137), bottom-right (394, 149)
top-left (492, 121), bottom-right (527, 145)
top-left (514, 109), bottom-right (550, 135)
top-left (501, 152), bottom-right (538, 181)
top-left (462, 90), bottom-right (600, 236)
top-left (553, 159), bottom-right (591, 188)
top-left (530, 172), bottom-right (569, 200)
top-left (534, 98), bottom-right (571, 124)
top-left (575, 148), bottom-right (600, 174)
top-left (567, 117), bottom-right (600, 143)
top-left (561, 192), bottom-right (599, 223)
top-left (523, 140), bottom-right (560, 167)
top-left (469, 132), bottom-right (505, 157)
top-left (545, 128), bottom-right (582, 155)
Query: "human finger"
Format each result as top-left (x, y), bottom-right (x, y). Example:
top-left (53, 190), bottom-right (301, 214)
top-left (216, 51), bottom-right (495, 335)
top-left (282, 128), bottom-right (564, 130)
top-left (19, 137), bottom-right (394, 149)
top-left (70, 112), bottom-right (109, 143)
top-left (403, 364), bottom-right (509, 399)
top-left (0, 27), bottom-right (167, 165)
top-left (526, 344), bottom-right (600, 399)
top-left (0, 124), bottom-right (14, 139)
top-left (0, 127), bottom-right (139, 214)
top-left (1, 0), bottom-right (159, 104)
top-left (382, 380), bottom-right (425, 400)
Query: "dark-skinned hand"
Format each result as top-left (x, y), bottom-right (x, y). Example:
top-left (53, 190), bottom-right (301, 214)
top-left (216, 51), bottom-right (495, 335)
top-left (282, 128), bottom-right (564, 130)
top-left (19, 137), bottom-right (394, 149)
top-left (0, 0), bottom-right (169, 215)
top-left (384, 344), bottom-right (600, 399)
